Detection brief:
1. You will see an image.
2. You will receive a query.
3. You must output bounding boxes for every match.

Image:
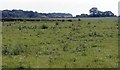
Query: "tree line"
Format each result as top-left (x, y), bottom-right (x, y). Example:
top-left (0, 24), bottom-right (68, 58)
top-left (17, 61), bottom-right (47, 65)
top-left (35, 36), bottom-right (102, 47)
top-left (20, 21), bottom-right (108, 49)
top-left (2, 10), bottom-right (73, 18)
top-left (1, 8), bottom-right (117, 19)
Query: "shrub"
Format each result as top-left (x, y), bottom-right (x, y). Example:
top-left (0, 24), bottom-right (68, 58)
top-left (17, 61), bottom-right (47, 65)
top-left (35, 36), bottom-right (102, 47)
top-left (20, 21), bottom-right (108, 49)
top-left (73, 57), bottom-right (77, 62)
top-left (41, 24), bottom-right (48, 29)
top-left (78, 19), bottom-right (81, 21)
top-left (18, 26), bottom-right (22, 30)
top-left (67, 19), bottom-right (72, 22)
top-left (88, 22), bottom-right (91, 24)
top-left (62, 19), bottom-right (65, 22)
top-left (55, 22), bottom-right (59, 25)
top-left (12, 45), bottom-right (26, 55)
top-left (2, 47), bottom-right (10, 55)
top-left (92, 45), bottom-right (98, 47)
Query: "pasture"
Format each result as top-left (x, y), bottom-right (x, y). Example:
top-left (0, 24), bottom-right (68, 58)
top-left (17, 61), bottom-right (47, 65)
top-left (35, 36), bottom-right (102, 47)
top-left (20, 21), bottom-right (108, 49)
top-left (2, 18), bottom-right (118, 68)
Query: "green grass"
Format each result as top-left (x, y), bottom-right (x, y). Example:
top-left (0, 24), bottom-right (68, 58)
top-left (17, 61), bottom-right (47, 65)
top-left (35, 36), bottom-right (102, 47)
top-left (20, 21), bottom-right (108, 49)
top-left (0, 22), bottom-right (2, 69)
top-left (2, 18), bottom-right (118, 68)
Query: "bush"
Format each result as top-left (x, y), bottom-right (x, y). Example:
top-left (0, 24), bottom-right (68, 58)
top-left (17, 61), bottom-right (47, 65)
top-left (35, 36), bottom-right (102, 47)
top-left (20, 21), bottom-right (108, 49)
top-left (62, 19), bottom-right (65, 22)
top-left (41, 24), bottom-right (48, 29)
top-left (55, 22), bottom-right (59, 25)
top-left (2, 47), bottom-right (10, 55)
top-left (67, 19), bottom-right (72, 22)
top-left (11, 44), bottom-right (27, 55)
top-left (92, 45), bottom-right (98, 47)
top-left (88, 22), bottom-right (91, 24)
top-left (13, 47), bottom-right (24, 55)
top-left (78, 19), bottom-right (81, 21)
top-left (18, 26), bottom-right (22, 30)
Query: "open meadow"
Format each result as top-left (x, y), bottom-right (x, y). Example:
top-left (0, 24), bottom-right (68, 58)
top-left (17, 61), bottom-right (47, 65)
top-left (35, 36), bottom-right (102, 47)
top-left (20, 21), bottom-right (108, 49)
top-left (2, 18), bottom-right (118, 68)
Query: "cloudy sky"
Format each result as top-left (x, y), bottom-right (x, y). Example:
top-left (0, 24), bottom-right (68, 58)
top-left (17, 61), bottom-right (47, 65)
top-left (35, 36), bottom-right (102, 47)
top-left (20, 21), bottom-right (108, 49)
top-left (0, 0), bottom-right (119, 16)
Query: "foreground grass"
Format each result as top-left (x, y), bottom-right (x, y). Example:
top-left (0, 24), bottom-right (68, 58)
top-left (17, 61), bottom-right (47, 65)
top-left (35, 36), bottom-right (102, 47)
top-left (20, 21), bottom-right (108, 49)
top-left (2, 18), bottom-right (118, 68)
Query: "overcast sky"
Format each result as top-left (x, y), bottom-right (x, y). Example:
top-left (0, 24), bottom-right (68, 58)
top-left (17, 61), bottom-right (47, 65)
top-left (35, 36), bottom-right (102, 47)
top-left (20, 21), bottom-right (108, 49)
top-left (0, 0), bottom-right (119, 16)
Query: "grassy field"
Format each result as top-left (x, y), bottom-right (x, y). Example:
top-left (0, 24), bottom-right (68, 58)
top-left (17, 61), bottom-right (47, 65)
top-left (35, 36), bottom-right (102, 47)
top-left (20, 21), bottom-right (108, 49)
top-left (0, 21), bottom-right (2, 69)
top-left (2, 18), bottom-right (118, 68)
